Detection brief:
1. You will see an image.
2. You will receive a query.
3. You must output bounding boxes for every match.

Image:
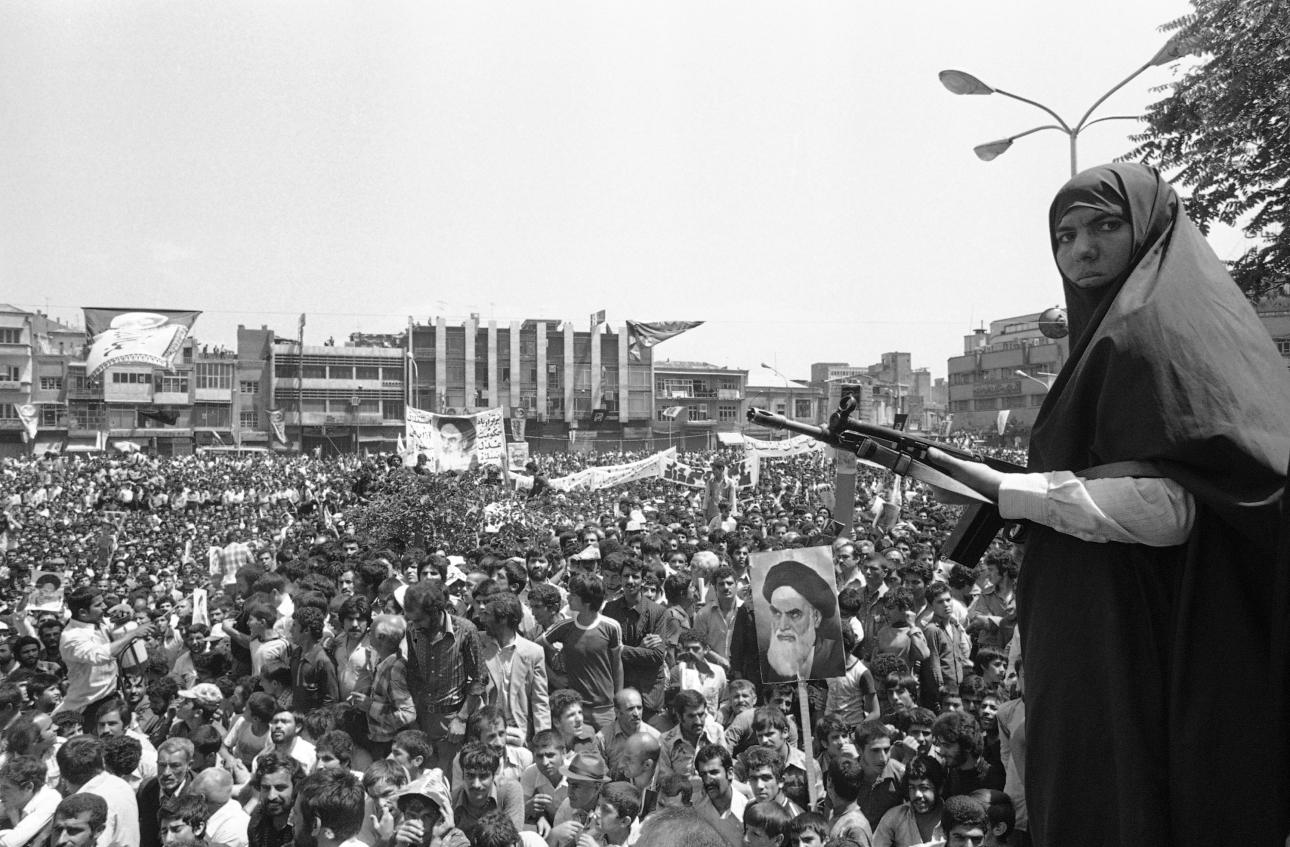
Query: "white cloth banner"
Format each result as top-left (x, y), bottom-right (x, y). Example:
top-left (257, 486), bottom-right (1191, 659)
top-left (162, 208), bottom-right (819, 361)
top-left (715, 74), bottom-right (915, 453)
top-left (405, 407), bottom-right (507, 471)
top-left (664, 454), bottom-right (759, 490)
top-left (743, 434), bottom-right (824, 458)
top-left (15, 404), bottom-right (38, 442)
top-left (548, 448), bottom-right (677, 492)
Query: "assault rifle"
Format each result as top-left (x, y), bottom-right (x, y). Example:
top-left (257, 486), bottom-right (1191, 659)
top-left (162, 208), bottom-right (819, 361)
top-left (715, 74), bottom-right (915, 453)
top-left (747, 396), bottom-right (1027, 566)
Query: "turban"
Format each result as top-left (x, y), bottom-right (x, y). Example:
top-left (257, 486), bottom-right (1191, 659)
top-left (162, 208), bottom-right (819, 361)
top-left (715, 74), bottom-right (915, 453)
top-left (762, 560), bottom-right (835, 620)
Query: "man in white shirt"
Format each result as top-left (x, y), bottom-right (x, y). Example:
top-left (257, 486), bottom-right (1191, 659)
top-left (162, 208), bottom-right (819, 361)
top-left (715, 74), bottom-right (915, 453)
top-left (0, 755), bottom-right (62, 847)
top-left (57, 736), bottom-right (140, 847)
top-left (189, 769), bottom-right (249, 847)
top-left (56, 588), bottom-right (154, 733)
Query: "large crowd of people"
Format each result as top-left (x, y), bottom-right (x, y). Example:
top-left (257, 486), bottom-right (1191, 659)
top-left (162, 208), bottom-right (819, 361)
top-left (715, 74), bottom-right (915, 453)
top-left (0, 438), bottom-right (1031, 847)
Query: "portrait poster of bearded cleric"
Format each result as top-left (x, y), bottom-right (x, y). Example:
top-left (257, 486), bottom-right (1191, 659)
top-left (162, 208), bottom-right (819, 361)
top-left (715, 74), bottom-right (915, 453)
top-left (750, 547), bottom-right (846, 683)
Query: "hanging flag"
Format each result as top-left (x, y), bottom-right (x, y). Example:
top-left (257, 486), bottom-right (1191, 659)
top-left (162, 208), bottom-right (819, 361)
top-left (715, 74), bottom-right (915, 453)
top-left (82, 308), bottom-right (201, 378)
top-left (590, 309), bottom-right (606, 332)
top-left (138, 408), bottom-right (179, 426)
top-left (14, 404), bottom-right (38, 443)
top-left (626, 321), bottom-right (703, 362)
top-left (996, 409), bottom-right (1010, 436)
top-left (211, 430), bottom-right (226, 446)
top-left (267, 409), bottom-right (288, 444)
top-left (661, 405), bottom-right (685, 420)
top-left (298, 313), bottom-right (307, 338)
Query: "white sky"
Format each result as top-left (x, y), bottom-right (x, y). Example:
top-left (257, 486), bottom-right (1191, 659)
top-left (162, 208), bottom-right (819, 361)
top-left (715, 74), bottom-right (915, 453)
top-left (2, 0), bottom-right (1215, 386)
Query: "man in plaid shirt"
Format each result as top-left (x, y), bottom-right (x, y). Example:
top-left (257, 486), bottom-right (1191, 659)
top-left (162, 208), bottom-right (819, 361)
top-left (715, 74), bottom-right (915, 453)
top-left (402, 580), bottom-right (486, 772)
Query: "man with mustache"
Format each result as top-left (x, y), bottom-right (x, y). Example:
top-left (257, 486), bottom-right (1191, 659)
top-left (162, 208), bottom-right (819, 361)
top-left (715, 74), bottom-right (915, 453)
top-left (247, 752), bottom-right (302, 847)
top-left (761, 561), bottom-right (843, 682)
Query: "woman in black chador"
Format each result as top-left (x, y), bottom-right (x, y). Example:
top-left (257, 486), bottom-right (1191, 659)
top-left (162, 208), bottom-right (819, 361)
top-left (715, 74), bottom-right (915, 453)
top-left (931, 163), bottom-right (1290, 846)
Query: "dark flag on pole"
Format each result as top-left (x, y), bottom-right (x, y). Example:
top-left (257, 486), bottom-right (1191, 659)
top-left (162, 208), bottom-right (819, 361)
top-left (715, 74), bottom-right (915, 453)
top-left (626, 320), bottom-right (703, 362)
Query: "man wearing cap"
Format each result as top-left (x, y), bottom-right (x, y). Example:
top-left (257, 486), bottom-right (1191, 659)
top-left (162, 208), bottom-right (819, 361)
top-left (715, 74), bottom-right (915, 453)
top-left (760, 560), bottom-right (845, 683)
top-left (548, 751), bottom-right (610, 846)
top-left (393, 774), bottom-right (470, 847)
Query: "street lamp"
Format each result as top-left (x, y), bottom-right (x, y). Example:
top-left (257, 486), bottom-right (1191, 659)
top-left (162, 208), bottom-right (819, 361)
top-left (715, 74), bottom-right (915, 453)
top-left (939, 35), bottom-right (1191, 176)
top-left (1015, 369), bottom-right (1056, 390)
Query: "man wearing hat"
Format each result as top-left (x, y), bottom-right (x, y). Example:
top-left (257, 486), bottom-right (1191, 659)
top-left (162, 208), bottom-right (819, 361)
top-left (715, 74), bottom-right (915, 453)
top-left (393, 773), bottom-right (470, 847)
top-left (547, 751), bottom-right (610, 847)
top-left (760, 560), bottom-right (845, 682)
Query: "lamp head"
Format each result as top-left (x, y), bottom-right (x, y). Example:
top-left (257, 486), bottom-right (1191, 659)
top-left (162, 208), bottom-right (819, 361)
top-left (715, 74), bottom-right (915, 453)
top-left (1148, 34), bottom-right (1194, 67)
top-left (973, 138), bottom-right (1014, 162)
top-left (939, 70), bottom-right (995, 95)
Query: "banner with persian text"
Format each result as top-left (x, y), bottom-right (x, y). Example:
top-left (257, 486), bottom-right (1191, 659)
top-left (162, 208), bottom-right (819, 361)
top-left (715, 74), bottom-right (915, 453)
top-left (405, 406), bottom-right (506, 472)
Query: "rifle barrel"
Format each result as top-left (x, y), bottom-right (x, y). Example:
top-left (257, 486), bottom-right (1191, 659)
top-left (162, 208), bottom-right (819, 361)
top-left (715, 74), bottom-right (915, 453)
top-left (745, 408), bottom-right (838, 445)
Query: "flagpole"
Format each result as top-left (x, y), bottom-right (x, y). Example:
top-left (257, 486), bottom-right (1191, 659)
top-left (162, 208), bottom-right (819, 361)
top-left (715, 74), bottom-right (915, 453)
top-left (297, 314), bottom-right (306, 453)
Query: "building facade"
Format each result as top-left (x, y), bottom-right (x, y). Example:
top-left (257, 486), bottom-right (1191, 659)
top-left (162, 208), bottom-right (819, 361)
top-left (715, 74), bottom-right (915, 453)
top-left (945, 312), bottom-right (1070, 433)
top-left (263, 332), bottom-right (405, 456)
top-left (401, 318), bottom-right (658, 450)
top-left (653, 360), bottom-right (748, 430)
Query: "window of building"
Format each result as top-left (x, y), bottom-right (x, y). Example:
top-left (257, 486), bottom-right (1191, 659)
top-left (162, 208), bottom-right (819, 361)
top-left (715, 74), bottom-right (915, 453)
top-left (329, 365), bottom-right (354, 380)
top-left (239, 410), bottom-right (259, 430)
top-left (950, 400), bottom-right (971, 412)
top-left (158, 375), bottom-right (189, 393)
top-left (774, 402), bottom-right (787, 415)
top-left (793, 399), bottom-right (812, 419)
top-left (1277, 338), bottom-right (1290, 356)
top-left (39, 376), bottom-right (63, 391)
top-left (239, 380), bottom-right (260, 395)
top-left (274, 362), bottom-right (296, 378)
top-left (382, 400), bottom-right (403, 420)
top-left (301, 365), bottom-right (327, 379)
top-left (192, 403), bottom-right (231, 428)
top-left (687, 406), bottom-right (708, 422)
top-left (111, 372), bottom-right (150, 384)
top-left (627, 395), bottom-right (650, 418)
top-left (0, 366), bottom-right (20, 382)
top-left (718, 403), bottom-right (738, 421)
top-left (546, 397), bottom-right (564, 418)
top-left (40, 405), bottom-right (65, 427)
top-left (194, 363), bottom-right (233, 390)
top-left (355, 366), bottom-right (380, 380)
top-left (719, 379), bottom-right (739, 391)
top-left (973, 398), bottom-right (999, 411)
top-left (658, 378), bottom-right (695, 398)
top-left (381, 367), bottom-right (403, 381)
top-left (573, 396), bottom-right (592, 413)
top-left (0, 404), bottom-right (17, 420)
top-left (0, 329), bottom-right (21, 344)
top-left (1002, 395), bottom-right (1028, 409)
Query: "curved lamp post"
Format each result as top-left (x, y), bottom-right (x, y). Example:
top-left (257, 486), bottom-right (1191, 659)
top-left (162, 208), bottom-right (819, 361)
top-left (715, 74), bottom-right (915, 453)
top-left (939, 36), bottom-right (1191, 176)
top-left (1015, 369), bottom-right (1056, 390)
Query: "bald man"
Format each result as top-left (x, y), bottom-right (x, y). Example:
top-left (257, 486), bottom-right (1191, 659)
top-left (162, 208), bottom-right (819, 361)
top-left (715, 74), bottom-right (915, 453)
top-left (189, 769), bottom-right (249, 847)
top-left (595, 689), bottom-right (660, 779)
top-left (622, 731), bottom-right (663, 815)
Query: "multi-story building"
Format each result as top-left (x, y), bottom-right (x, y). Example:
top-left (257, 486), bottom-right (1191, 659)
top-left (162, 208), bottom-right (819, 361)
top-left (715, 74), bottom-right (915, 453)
top-left (807, 353), bottom-right (938, 430)
top-left (0, 306), bottom-right (83, 457)
top-left (742, 377), bottom-right (829, 439)
top-left (946, 311), bottom-right (1070, 432)
top-left (262, 331), bottom-right (406, 456)
top-left (653, 360), bottom-right (748, 434)
top-left (402, 318), bottom-right (658, 450)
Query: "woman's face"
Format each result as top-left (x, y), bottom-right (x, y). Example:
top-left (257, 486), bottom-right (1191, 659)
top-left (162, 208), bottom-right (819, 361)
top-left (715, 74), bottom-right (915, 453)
top-left (1054, 206), bottom-right (1135, 289)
